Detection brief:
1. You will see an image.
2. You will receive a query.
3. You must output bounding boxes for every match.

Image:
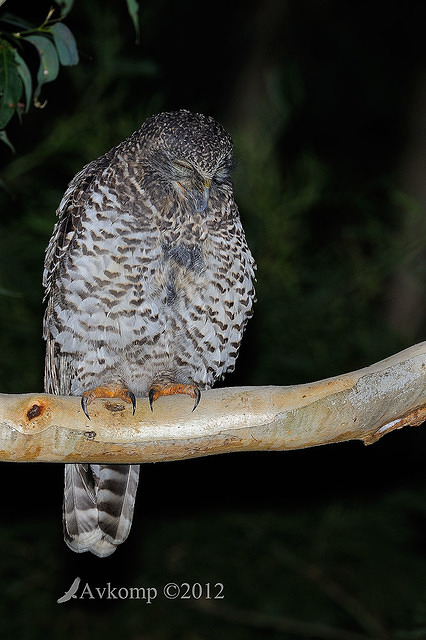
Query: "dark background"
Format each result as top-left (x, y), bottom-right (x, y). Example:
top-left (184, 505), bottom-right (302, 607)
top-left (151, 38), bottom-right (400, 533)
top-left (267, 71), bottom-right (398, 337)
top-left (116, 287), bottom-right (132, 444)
top-left (0, 1), bottom-right (425, 638)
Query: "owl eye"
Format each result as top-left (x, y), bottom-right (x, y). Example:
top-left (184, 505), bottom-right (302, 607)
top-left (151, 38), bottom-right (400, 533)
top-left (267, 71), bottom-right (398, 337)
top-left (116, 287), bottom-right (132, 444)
top-left (172, 160), bottom-right (192, 176)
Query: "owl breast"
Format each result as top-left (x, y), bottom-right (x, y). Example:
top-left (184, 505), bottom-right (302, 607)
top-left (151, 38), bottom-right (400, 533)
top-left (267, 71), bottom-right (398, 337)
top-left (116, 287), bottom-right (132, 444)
top-left (49, 184), bottom-right (255, 397)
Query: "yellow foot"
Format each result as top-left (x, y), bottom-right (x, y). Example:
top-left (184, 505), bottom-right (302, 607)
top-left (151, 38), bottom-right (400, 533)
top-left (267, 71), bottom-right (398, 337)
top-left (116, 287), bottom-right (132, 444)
top-left (81, 384), bottom-right (136, 420)
top-left (148, 383), bottom-right (201, 412)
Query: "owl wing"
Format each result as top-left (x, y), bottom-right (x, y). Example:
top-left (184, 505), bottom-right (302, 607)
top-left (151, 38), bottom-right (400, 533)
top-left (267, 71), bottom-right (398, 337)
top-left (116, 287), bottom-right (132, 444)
top-left (43, 150), bottom-right (117, 394)
top-left (43, 152), bottom-right (115, 307)
top-left (43, 150), bottom-right (141, 557)
top-left (200, 191), bottom-right (256, 383)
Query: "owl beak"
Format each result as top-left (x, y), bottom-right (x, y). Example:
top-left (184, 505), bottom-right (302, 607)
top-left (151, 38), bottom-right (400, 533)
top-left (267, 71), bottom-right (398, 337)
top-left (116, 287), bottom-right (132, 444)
top-left (190, 179), bottom-right (211, 213)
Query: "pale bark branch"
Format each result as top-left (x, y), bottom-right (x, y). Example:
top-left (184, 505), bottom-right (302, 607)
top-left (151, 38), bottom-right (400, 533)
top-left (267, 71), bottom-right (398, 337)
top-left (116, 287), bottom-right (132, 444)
top-left (0, 342), bottom-right (425, 463)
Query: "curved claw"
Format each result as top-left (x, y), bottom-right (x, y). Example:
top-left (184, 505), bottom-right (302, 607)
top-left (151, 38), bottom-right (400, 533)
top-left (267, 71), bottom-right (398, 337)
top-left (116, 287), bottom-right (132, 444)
top-left (192, 387), bottom-right (201, 411)
top-left (128, 391), bottom-right (136, 415)
top-left (81, 395), bottom-right (91, 421)
top-left (148, 388), bottom-right (155, 412)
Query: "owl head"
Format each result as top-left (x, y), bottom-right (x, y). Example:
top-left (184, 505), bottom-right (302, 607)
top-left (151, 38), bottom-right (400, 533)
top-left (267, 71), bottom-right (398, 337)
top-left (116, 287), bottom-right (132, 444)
top-left (138, 110), bottom-right (235, 212)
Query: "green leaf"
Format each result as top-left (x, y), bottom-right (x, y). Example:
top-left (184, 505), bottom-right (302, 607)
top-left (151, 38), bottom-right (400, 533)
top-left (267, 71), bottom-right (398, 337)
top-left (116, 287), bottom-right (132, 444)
top-left (0, 13), bottom-right (36, 31)
top-left (126, 0), bottom-right (140, 42)
top-left (13, 50), bottom-right (32, 113)
top-left (23, 35), bottom-right (59, 97)
top-left (0, 39), bottom-right (22, 128)
top-left (0, 129), bottom-right (15, 153)
top-left (53, 0), bottom-right (75, 17)
top-left (50, 23), bottom-right (79, 66)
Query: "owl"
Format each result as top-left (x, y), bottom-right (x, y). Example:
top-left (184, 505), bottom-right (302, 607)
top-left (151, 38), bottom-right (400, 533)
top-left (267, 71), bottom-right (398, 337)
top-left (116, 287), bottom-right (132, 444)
top-left (43, 109), bottom-right (256, 557)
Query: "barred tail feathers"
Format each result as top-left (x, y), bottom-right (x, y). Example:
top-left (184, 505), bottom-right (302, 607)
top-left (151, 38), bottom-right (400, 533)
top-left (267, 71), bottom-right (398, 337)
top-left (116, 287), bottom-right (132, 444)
top-left (63, 463), bottom-right (140, 557)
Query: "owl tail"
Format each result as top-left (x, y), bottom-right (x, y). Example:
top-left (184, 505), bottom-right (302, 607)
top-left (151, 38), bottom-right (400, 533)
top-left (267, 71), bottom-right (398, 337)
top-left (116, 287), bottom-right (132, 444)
top-left (63, 463), bottom-right (140, 557)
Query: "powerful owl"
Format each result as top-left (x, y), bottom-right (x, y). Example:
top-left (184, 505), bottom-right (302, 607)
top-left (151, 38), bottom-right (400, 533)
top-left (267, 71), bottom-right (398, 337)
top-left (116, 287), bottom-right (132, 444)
top-left (43, 110), bottom-right (256, 557)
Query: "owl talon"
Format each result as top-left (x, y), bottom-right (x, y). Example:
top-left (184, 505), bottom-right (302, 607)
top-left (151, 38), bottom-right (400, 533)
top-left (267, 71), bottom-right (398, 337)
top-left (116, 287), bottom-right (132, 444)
top-left (148, 383), bottom-right (201, 412)
top-left (81, 384), bottom-right (136, 419)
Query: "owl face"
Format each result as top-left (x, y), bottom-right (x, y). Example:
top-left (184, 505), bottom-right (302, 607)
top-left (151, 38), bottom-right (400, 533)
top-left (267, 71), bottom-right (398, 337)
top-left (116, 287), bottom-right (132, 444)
top-left (139, 110), bottom-right (235, 212)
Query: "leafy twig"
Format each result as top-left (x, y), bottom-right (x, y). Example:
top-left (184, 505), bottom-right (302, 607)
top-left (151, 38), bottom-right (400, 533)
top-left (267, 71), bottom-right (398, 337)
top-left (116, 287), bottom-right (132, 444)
top-left (0, 2), bottom-right (78, 148)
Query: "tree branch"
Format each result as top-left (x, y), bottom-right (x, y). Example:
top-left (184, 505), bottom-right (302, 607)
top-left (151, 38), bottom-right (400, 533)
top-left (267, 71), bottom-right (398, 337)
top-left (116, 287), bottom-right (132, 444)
top-left (0, 342), bottom-right (425, 463)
